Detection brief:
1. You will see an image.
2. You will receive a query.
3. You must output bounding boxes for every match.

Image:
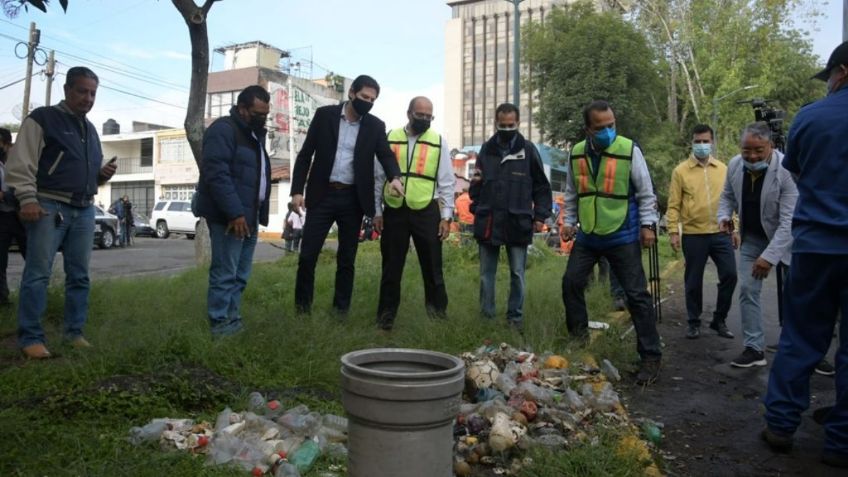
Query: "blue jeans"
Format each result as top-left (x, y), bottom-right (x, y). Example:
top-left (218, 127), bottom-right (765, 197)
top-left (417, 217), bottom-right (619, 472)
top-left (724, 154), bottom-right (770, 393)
top-left (479, 243), bottom-right (527, 325)
top-left (207, 220), bottom-right (258, 336)
top-left (738, 235), bottom-right (770, 351)
top-left (120, 220), bottom-right (129, 246)
top-left (17, 199), bottom-right (94, 348)
top-left (764, 253), bottom-right (848, 457)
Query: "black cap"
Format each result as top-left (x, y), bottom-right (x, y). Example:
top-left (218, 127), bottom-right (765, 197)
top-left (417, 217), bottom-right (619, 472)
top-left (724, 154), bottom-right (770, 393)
top-left (813, 41), bottom-right (848, 81)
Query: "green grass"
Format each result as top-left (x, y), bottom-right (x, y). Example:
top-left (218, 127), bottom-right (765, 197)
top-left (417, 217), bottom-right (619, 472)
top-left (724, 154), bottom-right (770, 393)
top-left (0, 237), bottom-right (672, 476)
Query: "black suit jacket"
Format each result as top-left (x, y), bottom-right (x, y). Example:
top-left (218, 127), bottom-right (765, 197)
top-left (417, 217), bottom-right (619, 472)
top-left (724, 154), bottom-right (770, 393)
top-left (291, 103), bottom-right (401, 217)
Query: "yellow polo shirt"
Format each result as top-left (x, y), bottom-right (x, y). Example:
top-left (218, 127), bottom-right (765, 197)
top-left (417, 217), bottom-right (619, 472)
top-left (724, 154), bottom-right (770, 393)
top-left (666, 156), bottom-right (727, 235)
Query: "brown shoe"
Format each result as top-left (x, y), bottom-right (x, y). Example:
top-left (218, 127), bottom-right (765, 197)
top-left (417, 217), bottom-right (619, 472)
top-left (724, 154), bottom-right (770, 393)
top-left (70, 337), bottom-right (93, 349)
top-left (22, 343), bottom-right (52, 359)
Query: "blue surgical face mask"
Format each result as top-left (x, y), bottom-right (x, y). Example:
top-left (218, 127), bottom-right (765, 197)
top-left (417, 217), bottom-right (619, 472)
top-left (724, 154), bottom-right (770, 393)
top-left (743, 159), bottom-right (769, 172)
top-left (692, 143), bottom-right (712, 159)
top-left (592, 127), bottom-right (616, 150)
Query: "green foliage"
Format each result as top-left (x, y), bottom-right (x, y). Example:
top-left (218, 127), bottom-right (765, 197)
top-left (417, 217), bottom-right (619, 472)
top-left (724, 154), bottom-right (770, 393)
top-left (0, 241), bottom-right (666, 476)
top-left (523, 1), bottom-right (664, 146)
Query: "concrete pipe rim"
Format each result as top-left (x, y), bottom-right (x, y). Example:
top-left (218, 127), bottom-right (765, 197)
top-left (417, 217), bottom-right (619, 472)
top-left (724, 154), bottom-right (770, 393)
top-left (341, 348), bottom-right (464, 380)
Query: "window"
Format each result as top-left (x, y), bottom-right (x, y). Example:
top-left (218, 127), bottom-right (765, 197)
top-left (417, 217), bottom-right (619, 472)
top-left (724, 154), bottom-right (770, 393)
top-left (159, 138), bottom-right (190, 163)
top-left (140, 138), bottom-right (153, 167)
top-left (208, 91), bottom-right (236, 119)
top-left (167, 202), bottom-right (186, 211)
top-left (154, 202), bottom-right (166, 211)
top-left (269, 183), bottom-right (279, 215)
top-left (161, 184), bottom-right (196, 201)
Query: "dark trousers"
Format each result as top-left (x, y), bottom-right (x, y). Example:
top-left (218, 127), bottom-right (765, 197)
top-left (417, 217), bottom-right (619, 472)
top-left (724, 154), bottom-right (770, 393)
top-left (597, 257), bottom-right (625, 299)
top-left (682, 233), bottom-right (738, 326)
top-left (0, 211), bottom-right (27, 302)
top-left (377, 201), bottom-right (447, 328)
top-left (295, 188), bottom-right (363, 312)
top-left (764, 254), bottom-right (848, 456)
top-left (563, 240), bottom-right (662, 360)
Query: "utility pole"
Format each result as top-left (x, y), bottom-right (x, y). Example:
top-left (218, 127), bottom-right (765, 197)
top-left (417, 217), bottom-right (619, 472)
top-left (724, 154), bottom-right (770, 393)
top-left (45, 50), bottom-right (55, 106)
top-left (22, 22), bottom-right (40, 118)
top-left (504, 0), bottom-right (524, 108)
top-left (843, 0), bottom-right (847, 41)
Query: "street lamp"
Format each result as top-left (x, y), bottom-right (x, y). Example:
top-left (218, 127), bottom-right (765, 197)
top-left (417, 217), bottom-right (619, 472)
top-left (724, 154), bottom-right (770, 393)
top-left (504, 0), bottom-right (525, 108)
top-left (712, 84), bottom-right (758, 153)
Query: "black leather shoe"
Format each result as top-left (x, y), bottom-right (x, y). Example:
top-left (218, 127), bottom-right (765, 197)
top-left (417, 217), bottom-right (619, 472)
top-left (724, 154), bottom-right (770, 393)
top-left (686, 325), bottom-right (700, 339)
top-left (709, 321), bottom-right (734, 339)
top-left (761, 428), bottom-right (793, 453)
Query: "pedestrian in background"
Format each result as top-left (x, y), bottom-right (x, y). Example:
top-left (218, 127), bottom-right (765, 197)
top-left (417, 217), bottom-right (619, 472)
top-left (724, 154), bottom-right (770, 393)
top-left (762, 41), bottom-right (848, 467)
top-left (6, 66), bottom-right (116, 358)
top-left (0, 127), bottom-right (26, 306)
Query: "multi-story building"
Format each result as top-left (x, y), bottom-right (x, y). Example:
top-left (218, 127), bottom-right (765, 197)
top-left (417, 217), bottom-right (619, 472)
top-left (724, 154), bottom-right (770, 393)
top-left (443, 0), bottom-right (621, 149)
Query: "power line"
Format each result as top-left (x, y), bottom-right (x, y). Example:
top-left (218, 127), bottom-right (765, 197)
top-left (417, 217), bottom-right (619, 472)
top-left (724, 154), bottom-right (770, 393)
top-left (52, 67), bottom-right (186, 110)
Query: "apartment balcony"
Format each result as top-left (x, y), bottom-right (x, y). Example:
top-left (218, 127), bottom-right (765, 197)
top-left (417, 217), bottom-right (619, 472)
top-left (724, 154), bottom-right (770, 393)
top-left (112, 156), bottom-right (154, 177)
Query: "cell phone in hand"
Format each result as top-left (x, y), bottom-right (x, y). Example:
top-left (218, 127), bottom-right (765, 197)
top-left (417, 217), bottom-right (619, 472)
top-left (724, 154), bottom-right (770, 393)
top-left (107, 156), bottom-right (117, 165)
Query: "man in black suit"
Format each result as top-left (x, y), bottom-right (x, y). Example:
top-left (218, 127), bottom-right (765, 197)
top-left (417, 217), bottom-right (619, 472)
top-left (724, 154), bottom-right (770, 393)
top-left (291, 75), bottom-right (404, 314)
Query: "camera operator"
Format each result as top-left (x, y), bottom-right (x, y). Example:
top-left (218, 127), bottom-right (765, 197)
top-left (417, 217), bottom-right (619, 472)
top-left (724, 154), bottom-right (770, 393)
top-left (761, 41), bottom-right (848, 468)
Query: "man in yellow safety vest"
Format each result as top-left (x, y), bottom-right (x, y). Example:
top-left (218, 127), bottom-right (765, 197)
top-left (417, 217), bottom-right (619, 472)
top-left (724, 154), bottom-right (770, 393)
top-left (373, 96), bottom-right (456, 330)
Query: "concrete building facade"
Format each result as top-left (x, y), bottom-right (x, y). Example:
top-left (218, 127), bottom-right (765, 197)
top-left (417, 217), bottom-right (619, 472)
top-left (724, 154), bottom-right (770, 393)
top-left (444, 0), bottom-right (619, 149)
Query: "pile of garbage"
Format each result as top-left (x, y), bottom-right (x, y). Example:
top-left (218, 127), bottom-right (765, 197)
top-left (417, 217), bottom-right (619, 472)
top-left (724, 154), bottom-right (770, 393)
top-left (452, 341), bottom-right (662, 476)
top-left (127, 343), bottom-right (661, 476)
top-left (128, 392), bottom-right (347, 477)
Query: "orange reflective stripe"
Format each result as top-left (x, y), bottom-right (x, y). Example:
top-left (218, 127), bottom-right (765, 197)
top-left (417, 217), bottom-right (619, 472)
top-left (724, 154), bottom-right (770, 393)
top-left (416, 144), bottom-right (429, 175)
top-left (391, 144), bottom-right (402, 166)
top-left (604, 158), bottom-right (617, 194)
top-left (578, 158), bottom-right (589, 193)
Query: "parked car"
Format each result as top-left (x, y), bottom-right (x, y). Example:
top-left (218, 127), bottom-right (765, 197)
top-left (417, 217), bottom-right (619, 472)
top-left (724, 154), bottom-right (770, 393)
top-left (149, 200), bottom-right (198, 239)
top-left (132, 212), bottom-right (155, 237)
top-left (94, 206), bottom-right (120, 249)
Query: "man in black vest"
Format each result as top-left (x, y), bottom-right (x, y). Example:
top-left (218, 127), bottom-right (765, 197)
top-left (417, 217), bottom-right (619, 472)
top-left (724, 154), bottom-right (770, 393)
top-left (6, 67), bottom-right (116, 359)
top-left (291, 75), bottom-right (404, 315)
top-left (470, 103), bottom-right (552, 331)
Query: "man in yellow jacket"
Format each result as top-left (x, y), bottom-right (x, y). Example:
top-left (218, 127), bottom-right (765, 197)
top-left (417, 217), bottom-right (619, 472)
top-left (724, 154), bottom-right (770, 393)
top-left (666, 124), bottom-right (738, 340)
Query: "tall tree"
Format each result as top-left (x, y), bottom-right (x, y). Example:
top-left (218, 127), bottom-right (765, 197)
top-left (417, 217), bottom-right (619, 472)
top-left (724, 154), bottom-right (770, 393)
top-left (523, 1), bottom-right (664, 146)
top-left (629, 0), bottom-right (823, 158)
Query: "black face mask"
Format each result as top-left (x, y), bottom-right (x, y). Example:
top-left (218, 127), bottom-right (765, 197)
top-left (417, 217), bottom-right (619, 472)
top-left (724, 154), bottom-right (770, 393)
top-left (497, 128), bottom-right (517, 143)
top-left (248, 114), bottom-right (266, 132)
top-left (350, 97), bottom-right (373, 116)
top-left (410, 118), bottom-right (430, 135)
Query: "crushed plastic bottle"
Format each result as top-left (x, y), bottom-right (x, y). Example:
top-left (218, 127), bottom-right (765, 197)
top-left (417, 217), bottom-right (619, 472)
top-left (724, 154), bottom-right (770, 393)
top-left (640, 420), bottom-right (663, 445)
top-left (248, 392), bottom-right (266, 412)
top-left (289, 439), bottom-right (321, 473)
top-left (321, 414), bottom-right (348, 433)
top-left (128, 419), bottom-right (169, 445)
top-left (495, 371), bottom-right (518, 396)
top-left (273, 460), bottom-right (301, 477)
top-left (601, 359), bottom-right (621, 382)
top-left (561, 388), bottom-right (586, 411)
top-left (514, 381), bottom-right (555, 405)
top-left (278, 411), bottom-right (321, 437)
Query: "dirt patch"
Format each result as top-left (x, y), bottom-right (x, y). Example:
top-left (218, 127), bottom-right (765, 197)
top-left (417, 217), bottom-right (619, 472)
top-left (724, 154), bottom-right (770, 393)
top-left (623, 288), bottom-right (836, 477)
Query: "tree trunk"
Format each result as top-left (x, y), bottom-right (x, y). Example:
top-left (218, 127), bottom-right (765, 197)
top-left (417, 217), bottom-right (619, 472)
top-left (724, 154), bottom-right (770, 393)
top-left (172, 0), bottom-right (218, 264)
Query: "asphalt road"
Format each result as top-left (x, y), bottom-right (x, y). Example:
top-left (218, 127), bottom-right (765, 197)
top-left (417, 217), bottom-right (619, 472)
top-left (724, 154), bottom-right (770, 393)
top-left (625, 255), bottom-right (838, 477)
top-left (4, 236), bottom-right (287, 291)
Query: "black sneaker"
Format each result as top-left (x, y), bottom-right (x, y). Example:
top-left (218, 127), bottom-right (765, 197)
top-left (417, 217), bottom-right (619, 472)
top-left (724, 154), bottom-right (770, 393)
top-left (635, 359), bottom-right (661, 385)
top-left (613, 297), bottom-right (627, 311)
top-left (761, 428), bottom-right (793, 453)
top-left (709, 321), bottom-right (734, 339)
top-left (686, 325), bottom-right (700, 339)
top-left (731, 347), bottom-right (767, 368)
top-left (815, 359), bottom-right (836, 376)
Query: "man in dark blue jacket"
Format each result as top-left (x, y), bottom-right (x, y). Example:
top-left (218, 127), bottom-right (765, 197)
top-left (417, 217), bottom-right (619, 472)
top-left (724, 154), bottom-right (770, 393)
top-left (470, 103), bottom-right (552, 331)
top-left (194, 85), bottom-right (271, 338)
top-left (762, 41), bottom-right (848, 468)
top-left (6, 66), bottom-right (116, 359)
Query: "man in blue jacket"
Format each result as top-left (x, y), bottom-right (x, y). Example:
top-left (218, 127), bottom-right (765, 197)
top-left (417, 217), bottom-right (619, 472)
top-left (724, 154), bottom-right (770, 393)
top-left (6, 67), bottom-right (116, 359)
top-left (762, 41), bottom-right (848, 468)
top-left (194, 85), bottom-right (271, 338)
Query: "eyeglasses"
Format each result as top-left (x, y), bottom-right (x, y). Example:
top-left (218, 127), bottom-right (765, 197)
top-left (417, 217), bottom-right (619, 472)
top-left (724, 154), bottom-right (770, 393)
top-left (410, 112), bottom-right (434, 121)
